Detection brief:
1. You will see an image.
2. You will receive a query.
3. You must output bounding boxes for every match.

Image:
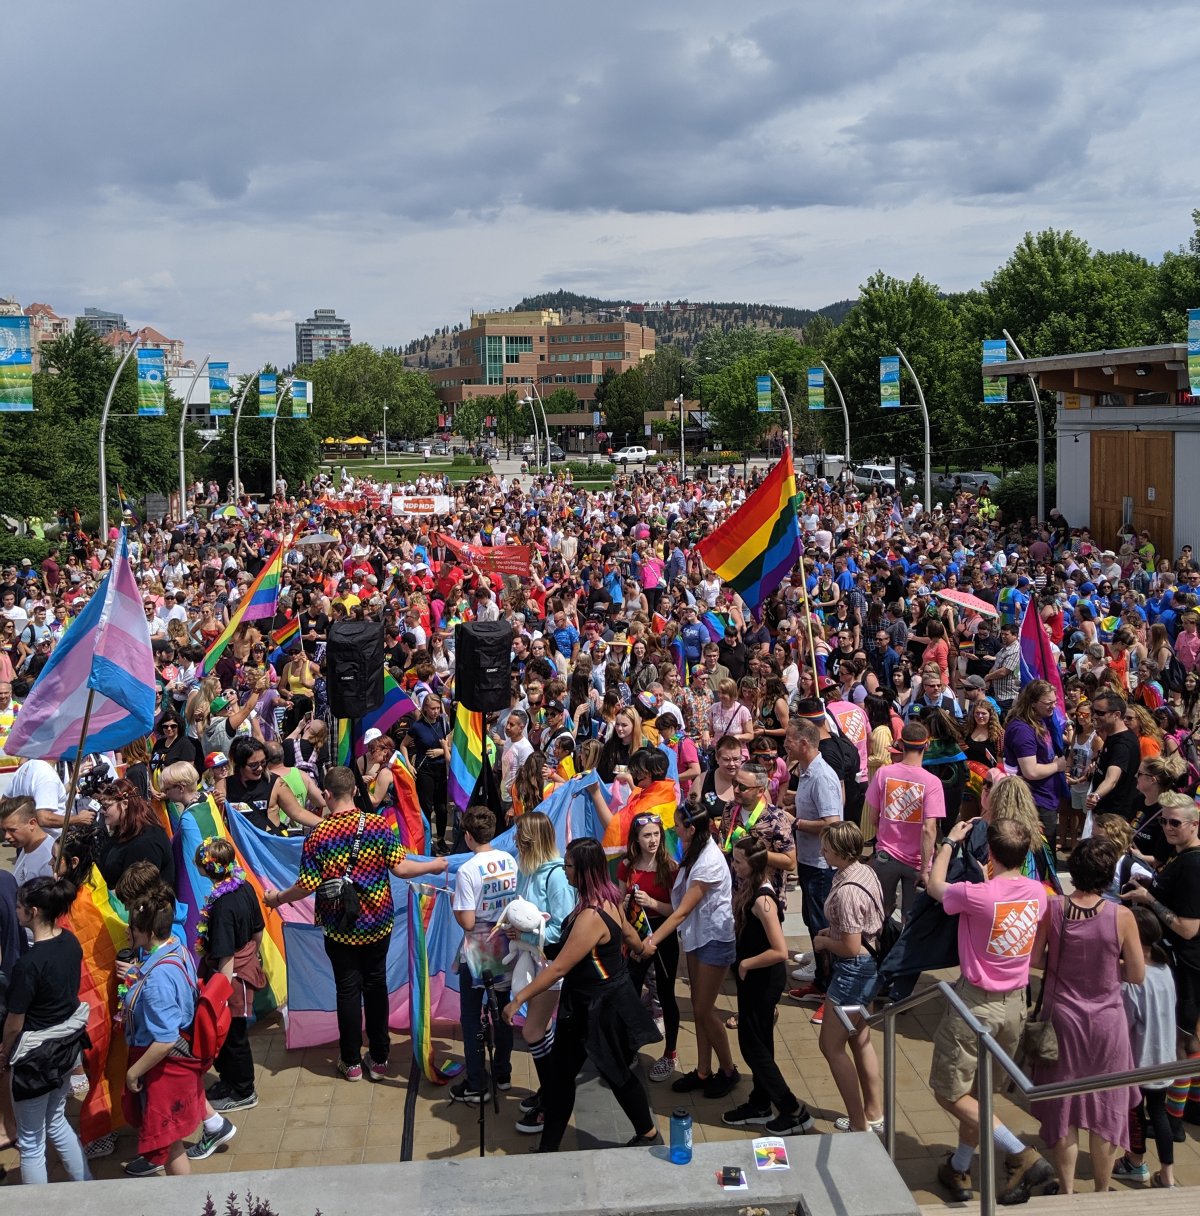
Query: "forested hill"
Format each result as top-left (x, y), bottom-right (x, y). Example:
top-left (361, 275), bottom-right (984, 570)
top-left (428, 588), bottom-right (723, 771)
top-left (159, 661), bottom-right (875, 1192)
top-left (400, 293), bottom-right (856, 368)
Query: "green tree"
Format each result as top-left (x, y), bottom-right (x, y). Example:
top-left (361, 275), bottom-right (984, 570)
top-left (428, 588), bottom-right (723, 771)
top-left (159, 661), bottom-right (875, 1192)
top-left (544, 386), bottom-right (579, 414)
top-left (1151, 209), bottom-right (1200, 340)
top-left (600, 366), bottom-right (652, 446)
top-left (492, 390), bottom-right (521, 456)
top-left (452, 397), bottom-right (486, 443)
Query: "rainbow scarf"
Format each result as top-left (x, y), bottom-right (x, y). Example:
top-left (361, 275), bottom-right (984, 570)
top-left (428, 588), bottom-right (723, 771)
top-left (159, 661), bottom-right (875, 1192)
top-left (201, 545), bottom-right (284, 675)
top-left (600, 778), bottom-right (680, 866)
top-left (406, 882), bottom-right (462, 1084)
top-left (64, 868), bottom-right (131, 1141)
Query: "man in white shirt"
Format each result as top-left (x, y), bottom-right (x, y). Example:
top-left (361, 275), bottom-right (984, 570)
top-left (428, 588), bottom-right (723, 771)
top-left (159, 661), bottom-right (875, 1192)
top-left (500, 711), bottom-right (533, 816)
top-left (1, 796), bottom-right (56, 884)
top-left (8, 758), bottom-right (76, 832)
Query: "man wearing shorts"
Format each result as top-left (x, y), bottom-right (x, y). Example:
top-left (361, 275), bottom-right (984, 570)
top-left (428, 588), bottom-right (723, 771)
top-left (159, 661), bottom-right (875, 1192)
top-left (926, 815), bottom-right (1054, 1204)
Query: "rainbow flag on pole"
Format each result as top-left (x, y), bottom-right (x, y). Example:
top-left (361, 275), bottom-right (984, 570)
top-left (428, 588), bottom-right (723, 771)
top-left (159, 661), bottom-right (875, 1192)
top-left (696, 448), bottom-right (802, 617)
top-left (334, 674), bottom-right (420, 765)
top-left (407, 882), bottom-right (462, 1084)
top-left (448, 703), bottom-right (484, 814)
top-left (267, 617), bottom-right (300, 664)
top-left (201, 546), bottom-right (283, 675)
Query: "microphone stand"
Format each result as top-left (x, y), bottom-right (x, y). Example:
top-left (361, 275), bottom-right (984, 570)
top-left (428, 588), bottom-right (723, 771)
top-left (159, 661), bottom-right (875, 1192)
top-left (478, 969), bottom-right (502, 1157)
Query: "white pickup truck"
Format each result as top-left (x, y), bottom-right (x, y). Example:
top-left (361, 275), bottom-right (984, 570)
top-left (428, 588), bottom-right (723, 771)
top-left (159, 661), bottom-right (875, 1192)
top-left (611, 445), bottom-right (657, 464)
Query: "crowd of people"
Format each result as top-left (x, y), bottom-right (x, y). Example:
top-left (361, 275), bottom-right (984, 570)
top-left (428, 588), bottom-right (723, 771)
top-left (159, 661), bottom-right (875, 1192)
top-left (0, 459), bottom-right (1197, 1195)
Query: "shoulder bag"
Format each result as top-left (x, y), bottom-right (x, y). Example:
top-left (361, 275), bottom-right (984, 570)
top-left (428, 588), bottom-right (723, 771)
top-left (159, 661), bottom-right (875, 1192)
top-left (316, 812), bottom-right (367, 932)
top-left (1015, 897), bottom-right (1062, 1069)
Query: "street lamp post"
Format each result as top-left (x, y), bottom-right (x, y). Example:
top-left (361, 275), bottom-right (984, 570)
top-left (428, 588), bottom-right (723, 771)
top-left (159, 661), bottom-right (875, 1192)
top-left (767, 371), bottom-right (795, 452)
top-left (231, 374), bottom-right (255, 502)
top-left (99, 336), bottom-right (141, 540)
top-left (269, 379), bottom-right (291, 499)
top-left (895, 347), bottom-right (932, 515)
top-left (383, 406), bottom-right (388, 469)
top-left (521, 383), bottom-right (550, 473)
top-left (820, 360), bottom-right (853, 472)
top-left (675, 392), bottom-right (686, 480)
top-left (178, 355), bottom-right (209, 522)
top-left (1001, 329), bottom-right (1046, 523)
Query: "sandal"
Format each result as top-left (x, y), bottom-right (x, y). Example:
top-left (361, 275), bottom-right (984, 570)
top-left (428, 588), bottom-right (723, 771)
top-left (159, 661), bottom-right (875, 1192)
top-left (725, 1014), bottom-right (739, 1030)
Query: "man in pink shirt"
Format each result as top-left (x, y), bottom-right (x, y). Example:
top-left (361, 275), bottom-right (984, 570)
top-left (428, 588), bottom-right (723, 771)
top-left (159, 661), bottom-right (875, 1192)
top-left (865, 722), bottom-right (945, 920)
top-left (926, 815), bottom-right (1054, 1205)
top-left (1174, 611), bottom-right (1200, 673)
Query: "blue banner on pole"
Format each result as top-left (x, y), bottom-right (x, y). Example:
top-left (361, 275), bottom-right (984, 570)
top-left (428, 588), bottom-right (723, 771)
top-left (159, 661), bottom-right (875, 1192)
top-left (0, 317), bottom-right (34, 412)
top-left (879, 356), bottom-right (901, 408)
top-left (136, 349), bottom-right (166, 415)
top-left (209, 361), bottom-right (230, 416)
top-left (292, 379), bottom-right (309, 418)
top-left (756, 374), bottom-right (773, 413)
top-left (982, 339), bottom-right (1008, 405)
top-left (259, 373), bottom-right (277, 418)
top-left (1189, 309), bottom-right (1200, 398)
top-left (807, 368), bottom-right (825, 410)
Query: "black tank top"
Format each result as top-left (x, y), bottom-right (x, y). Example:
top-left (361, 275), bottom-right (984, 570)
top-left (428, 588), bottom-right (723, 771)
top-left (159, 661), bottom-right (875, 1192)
top-left (562, 906), bottom-right (627, 996)
top-left (735, 883), bottom-right (784, 966)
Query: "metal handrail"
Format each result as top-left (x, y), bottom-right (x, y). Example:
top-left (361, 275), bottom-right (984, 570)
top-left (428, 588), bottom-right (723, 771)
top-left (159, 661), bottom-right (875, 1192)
top-left (834, 979), bottom-right (1200, 1216)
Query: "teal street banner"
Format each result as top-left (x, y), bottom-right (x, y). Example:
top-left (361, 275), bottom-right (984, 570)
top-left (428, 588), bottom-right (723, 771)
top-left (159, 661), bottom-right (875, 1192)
top-left (259, 372), bottom-right (277, 417)
top-left (807, 367), bottom-right (825, 410)
top-left (879, 356), bottom-right (901, 408)
top-left (209, 361), bottom-right (230, 415)
top-left (1189, 309), bottom-right (1200, 397)
top-left (756, 374), bottom-right (772, 413)
top-left (0, 316), bottom-right (34, 412)
top-left (982, 339), bottom-right (1008, 404)
top-left (292, 378), bottom-right (310, 418)
top-left (136, 348), bottom-right (166, 416)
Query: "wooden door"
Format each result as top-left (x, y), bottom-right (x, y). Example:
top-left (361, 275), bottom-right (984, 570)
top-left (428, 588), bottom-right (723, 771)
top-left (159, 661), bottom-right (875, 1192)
top-left (1089, 431), bottom-right (1173, 555)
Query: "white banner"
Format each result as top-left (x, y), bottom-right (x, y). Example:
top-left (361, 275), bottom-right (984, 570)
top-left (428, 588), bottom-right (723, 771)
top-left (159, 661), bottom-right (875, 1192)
top-left (391, 494), bottom-right (452, 517)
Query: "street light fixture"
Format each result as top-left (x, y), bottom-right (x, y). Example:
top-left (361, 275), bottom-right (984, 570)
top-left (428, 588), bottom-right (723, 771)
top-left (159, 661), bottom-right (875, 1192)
top-left (383, 406), bottom-right (389, 469)
top-left (520, 382), bottom-right (550, 473)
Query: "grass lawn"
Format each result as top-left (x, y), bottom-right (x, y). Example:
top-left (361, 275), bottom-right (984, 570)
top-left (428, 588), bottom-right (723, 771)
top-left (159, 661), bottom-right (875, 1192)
top-left (322, 460), bottom-right (488, 483)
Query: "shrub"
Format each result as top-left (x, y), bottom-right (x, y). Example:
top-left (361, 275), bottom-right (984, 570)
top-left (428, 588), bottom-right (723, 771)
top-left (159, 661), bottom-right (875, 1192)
top-left (991, 463), bottom-right (1056, 524)
top-left (0, 535), bottom-right (54, 569)
top-left (564, 460), bottom-right (614, 478)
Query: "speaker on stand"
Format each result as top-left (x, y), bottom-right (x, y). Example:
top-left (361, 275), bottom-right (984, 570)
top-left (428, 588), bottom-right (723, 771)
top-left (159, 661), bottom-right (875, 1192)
top-left (454, 621), bottom-right (513, 714)
top-left (327, 620), bottom-right (385, 719)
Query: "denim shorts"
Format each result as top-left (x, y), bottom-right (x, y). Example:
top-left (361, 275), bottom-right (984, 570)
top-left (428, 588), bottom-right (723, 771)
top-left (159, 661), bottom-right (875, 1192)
top-left (826, 953), bottom-right (878, 1008)
top-left (690, 938), bottom-right (736, 967)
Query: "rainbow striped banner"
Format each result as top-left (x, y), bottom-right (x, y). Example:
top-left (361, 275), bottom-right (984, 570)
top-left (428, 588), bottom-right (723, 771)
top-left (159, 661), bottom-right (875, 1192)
top-left (334, 674), bottom-right (420, 765)
top-left (201, 546), bottom-right (283, 675)
top-left (407, 883), bottom-right (463, 1084)
top-left (449, 703), bottom-right (483, 813)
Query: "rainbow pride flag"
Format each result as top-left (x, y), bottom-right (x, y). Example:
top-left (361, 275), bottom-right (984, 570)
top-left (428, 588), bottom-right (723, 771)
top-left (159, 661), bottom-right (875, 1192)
top-left (669, 635), bottom-right (687, 685)
top-left (268, 617), bottom-right (301, 664)
top-left (600, 778), bottom-right (680, 866)
top-left (335, 674), bottom-right (420, 765)
top-left (407, 883), bottom-right (463, 1084)
top-left (697, 448), bottom-right (801, 617)
top-left (449, 703), bottom-right (483, 814)
top-left (66, 869), bottom-right (131, 1141)
top-left (700, 610), bottom-right (729, 643)
top-left (389, 752), bottom-right (431, 853)
top-left (201, 546), bottom-right (284, 675)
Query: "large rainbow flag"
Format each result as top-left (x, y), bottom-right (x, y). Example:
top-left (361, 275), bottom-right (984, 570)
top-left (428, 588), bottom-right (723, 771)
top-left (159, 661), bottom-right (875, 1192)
top-left (600, 777), bottom-right (680, 866)
top-left (448, 703), bottom-right (484, 814)
top-left (201, 545), bottom-right (284, 675)
top-left (696, 448), bottom-right (802, 617)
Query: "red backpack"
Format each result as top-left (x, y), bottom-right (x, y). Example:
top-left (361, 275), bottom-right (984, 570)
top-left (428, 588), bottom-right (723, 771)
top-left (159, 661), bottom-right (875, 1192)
top-left (129, 952), bottom-right (233, 1063)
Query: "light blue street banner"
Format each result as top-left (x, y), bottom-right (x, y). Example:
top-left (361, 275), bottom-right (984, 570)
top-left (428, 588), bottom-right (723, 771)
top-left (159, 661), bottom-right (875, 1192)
top-left (136, 348), bottom-right (166, 415)
top-left (982, 339), bottom-right (1008, 405)
top-left (292, 379), bottom-right (309, 418)
top-left (879, 356), bottom-right (901, 408)
top-left (209, 361), bottom-right (230, 415)
top-left (757, 374), bottom-right (772, 413)
top-left (1189, 309), bottom-right (1200, 398)
top-left (807, 367), bottom-right (825, 410)
top-left (259, 373), bottom-right (277, 418)
top-left (0, 317), bottom-right (34, 412)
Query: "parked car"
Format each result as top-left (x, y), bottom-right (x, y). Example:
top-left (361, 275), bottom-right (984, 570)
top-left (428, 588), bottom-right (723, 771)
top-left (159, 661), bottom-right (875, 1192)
top-left (853, 463), bottom-right (903, 490)
top-left (935, 470), bottom-right (1000, 493)
top-left (611, 445), bottom-right (657, 464)
top-left (519, 442), bottom-right (535, 457)
top-left (547, 443), bottom-right (565, 462)
top-left (430, 442), bottom-right (449, 456)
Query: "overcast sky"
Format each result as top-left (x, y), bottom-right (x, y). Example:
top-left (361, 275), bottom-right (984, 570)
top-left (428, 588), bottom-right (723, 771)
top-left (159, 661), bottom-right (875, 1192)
top-left (8, 1), bottom-right (1194, 369)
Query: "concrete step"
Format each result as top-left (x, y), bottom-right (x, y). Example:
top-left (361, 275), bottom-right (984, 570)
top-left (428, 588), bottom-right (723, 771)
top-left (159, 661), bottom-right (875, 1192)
top-left (922, 1189), bottom-right (1192, 1216)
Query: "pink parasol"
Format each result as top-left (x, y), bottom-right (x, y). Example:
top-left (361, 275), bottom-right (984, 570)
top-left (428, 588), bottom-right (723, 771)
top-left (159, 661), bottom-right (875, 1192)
top-left (934, 588), bottom-right (999, 619)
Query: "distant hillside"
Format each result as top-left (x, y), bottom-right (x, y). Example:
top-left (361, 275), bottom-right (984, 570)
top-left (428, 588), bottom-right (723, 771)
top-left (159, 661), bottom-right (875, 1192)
top-left (400, 293), bottom-right (856, 370)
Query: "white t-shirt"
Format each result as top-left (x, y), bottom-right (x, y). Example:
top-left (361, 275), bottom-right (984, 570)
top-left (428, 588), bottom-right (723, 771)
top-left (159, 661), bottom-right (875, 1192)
top-left (671, 837), bottom-right (734, 952)
top-left (13, 833), bottom-right (56, 885)
top-left (9, 760), bottom-right (67, 837)
top-left (453, 846), bottom-right (518, 985)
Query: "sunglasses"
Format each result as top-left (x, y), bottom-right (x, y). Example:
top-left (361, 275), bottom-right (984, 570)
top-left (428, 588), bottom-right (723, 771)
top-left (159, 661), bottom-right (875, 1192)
top-left (1161, 817), bottom-right (1196, 829)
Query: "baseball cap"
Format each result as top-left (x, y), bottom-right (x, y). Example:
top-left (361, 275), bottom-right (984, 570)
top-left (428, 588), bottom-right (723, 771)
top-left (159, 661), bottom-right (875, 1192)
top-left (962, 675), bottom-right (986, 690)
top-left (1079, 581), bottom-right (1096, 595)
top-left (209, 696), bottom-right (230, 713)
top-left (205, 751), bottom-right (230, 769)
top-left (545, 700), bottom-right (565, 714)
top-left (363, 727), bottom-right (385, 745)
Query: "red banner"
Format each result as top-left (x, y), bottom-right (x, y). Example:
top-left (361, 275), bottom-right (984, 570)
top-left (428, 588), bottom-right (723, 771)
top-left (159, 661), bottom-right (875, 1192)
top-left (434, 531), bottom-right (531, 578)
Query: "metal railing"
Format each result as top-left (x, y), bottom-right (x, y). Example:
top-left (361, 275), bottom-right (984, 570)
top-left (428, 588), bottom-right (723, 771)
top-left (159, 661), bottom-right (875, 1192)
top-left (834, 980), bottom-right (1200, 1216)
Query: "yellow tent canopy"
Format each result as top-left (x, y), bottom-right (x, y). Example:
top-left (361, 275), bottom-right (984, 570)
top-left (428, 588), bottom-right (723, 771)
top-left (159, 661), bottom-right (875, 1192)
top-left (322, 437), bottom-right (339, 443)
top-left (345, 436), bottom-right (371, 445)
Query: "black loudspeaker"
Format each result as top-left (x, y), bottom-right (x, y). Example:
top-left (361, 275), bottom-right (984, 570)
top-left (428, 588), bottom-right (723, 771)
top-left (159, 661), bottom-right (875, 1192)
top-left (455, 621), bottom-right (513, 712)
top-left (327, 620), bottom-right (385, 719)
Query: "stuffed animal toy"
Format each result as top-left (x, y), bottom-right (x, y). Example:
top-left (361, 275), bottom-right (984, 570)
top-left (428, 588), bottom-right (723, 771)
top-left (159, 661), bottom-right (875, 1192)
top-left (489, 897), bottom-right (547, 994)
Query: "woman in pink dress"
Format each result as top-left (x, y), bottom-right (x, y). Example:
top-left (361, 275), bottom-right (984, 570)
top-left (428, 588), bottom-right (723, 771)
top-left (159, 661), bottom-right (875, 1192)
top-left (1029, 837), bottom-right (1144, 1194)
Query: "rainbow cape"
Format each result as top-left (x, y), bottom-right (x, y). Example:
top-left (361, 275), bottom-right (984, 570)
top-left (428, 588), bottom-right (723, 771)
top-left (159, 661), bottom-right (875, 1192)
top-left (600, 778), bottom-right (680, 866)
top-left (201, 545), bottom-right (284, 675)
top-left (696, 448), bottom-right (801, 617)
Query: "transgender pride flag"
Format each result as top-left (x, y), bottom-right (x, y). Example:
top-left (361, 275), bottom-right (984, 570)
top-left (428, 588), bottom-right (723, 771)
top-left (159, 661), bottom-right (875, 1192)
top-left (7, 529), bottom-right (155, 760)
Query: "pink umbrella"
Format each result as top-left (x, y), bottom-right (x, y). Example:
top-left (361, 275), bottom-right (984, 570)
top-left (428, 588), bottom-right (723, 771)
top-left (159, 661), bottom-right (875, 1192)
top-left (935, 588), bottom-right (999, 619)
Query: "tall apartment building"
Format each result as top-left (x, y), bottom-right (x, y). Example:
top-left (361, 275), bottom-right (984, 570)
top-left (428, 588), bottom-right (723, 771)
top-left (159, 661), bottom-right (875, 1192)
top-left (295, 308), bottom-right (351, 364)
top-left (430, 309), bottom-right (655, 414)
top-left (80, 307), bottom-right (127, 338)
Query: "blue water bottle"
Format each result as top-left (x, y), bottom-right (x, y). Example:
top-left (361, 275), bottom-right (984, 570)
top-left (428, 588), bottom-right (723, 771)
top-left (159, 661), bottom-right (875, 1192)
top-left (669, 1107), bottom-right (693, 1164)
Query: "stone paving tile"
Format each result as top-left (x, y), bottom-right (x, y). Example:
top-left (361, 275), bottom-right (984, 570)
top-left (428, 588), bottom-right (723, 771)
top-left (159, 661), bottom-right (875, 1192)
top-left (5, 941), bottom-right (1199, 1201)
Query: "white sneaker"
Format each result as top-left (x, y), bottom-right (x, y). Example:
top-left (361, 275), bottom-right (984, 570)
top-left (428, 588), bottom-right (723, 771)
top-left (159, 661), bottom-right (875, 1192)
top-left (791, 965), bottom-right (816, 982)
top-left (834, 1115), bottom-right (885, 1133)
top-left (792, 951), bottom-right (814, 967)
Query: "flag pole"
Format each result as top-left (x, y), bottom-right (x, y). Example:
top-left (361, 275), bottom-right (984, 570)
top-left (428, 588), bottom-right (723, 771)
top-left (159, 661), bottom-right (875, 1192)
top-left (60, 688), bottom-right (98, 838)
top-left (797, 584), bottom-right (822, 695)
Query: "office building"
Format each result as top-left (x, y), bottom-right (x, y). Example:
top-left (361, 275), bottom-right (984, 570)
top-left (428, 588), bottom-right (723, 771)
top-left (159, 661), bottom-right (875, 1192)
top-left (296, 308), bottom-right (352, 364)
top-left (80, 307), bottom-right (127, 338)
top-left (430, 309), bottom-right (655, 414)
